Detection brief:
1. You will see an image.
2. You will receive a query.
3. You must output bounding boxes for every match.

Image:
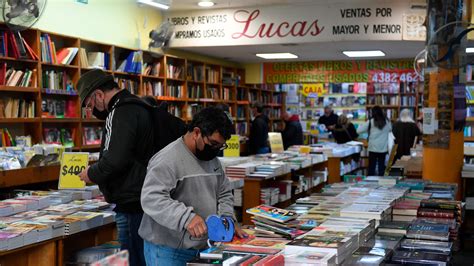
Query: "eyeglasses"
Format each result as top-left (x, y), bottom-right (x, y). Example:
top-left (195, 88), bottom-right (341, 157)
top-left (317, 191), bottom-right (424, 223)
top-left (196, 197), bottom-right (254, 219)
top-left (84, 93), bottom-right (96, 111)
top-left (204, 136), bottom-right (228, 151)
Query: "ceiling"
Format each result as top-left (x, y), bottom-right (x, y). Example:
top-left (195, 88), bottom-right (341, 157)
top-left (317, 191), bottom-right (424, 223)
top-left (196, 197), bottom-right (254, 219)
top-left (168, 0), bottom-right (396, 11)
top-left (177, 41), bottom-right (425, 63)
top-left (165, 0), bottom-right (425, 63)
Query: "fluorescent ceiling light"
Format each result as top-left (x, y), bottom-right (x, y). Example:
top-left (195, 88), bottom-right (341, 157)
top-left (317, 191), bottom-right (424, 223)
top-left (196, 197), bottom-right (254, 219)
top-left (343, 50), bottom-right (386, 57)
top-left (466, 47), bottom-right (474, 53)
top-left (138, 0), bottom-right (170, 10)
top-left (198, 1), bottom-right (215, 7)
top-left (256, 53), bottom-right (298, 59)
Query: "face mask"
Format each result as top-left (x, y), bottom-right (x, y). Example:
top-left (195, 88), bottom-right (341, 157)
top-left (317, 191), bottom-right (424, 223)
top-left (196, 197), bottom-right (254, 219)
top-left (92, 95), bottom-right (109, 120)
top-left (93, 108), bottom-right (109, 120)
top-left (195, 140), bottom-right (220, 161)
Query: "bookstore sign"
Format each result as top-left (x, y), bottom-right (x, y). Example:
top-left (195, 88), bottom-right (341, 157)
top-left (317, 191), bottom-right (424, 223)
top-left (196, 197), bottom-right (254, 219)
top-left (263, 59), bottom-right (421, 83)
top-left (165, 2), bottom-right (425, 47)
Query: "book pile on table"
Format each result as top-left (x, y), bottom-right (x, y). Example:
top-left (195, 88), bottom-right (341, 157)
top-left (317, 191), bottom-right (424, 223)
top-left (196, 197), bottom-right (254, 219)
top-left (246, 205), bottom-right (307, 240)
top-left (260, 188), bottom-right (280, 206)
top-left (224, 162), bottom-right (259, 179)
top-left (0, 187), bottom-right (115, 251)
top-left (392, 192), bottom-right (432, 222)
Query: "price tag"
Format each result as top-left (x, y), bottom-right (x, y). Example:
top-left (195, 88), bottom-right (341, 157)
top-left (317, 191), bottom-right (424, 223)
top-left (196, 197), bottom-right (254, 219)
top-left (58, 152), bottom-right (89, 189)
top-left (268, 132), bottom-right (284, 153)
top-left (224, 135), bottom-right (240, 157)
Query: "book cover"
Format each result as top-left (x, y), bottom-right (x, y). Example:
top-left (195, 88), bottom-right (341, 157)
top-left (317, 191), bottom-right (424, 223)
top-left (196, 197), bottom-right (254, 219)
top-left (246, 205), bottom-right (297, 223)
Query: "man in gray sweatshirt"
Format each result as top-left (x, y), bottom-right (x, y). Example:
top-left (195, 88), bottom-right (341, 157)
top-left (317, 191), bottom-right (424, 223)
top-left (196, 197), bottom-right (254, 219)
top-left (139, 107), bottom-right (246, 265)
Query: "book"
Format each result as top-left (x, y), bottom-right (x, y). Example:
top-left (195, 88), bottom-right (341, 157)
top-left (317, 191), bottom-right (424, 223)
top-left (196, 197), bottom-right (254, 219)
top-left (406, 223), bottom-right (450, 242)
top-left (362, 233), bottom-right (403, 250)
top-left (200, 245), bottom-right (226, 259)
top-left (246, 205), bottom-right (298, 223)
top-left (377, 221), bottom-right (410, 235)
top-left (285, 232), bottom-right (357, 263)
top-left (400, 239), bottom-right (452, 255)
top-left (391, 250), bottom-right (449, 266)
top-left (222, 246), bottom-right (280, 260)
top-left (283, 249), bottom-right (336, 265)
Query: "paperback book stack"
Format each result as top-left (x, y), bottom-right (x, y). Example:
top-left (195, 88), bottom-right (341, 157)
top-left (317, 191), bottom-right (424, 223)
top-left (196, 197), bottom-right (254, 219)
top-left (246, 205), bottom-right (306, 240)
top-left (285, 228), bottom-right (358, 264)
top-left (260, 188), bottom-right (280, 206)
top-left (225, 162), bottom-right (259, 179)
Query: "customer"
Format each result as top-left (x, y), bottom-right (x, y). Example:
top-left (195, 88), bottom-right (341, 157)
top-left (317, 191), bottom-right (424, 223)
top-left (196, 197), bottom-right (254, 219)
top-left (77, 69), bottom-right (153, 266)
top-left (318, 105), bottom-right (339, 131)
top-left (281, 110), bottom-right (303, 149)
top-left (249, 102), bottom-right (270, 154)
top-left (357, 106), bottom-right (392, 176)
top-left (392, 108), bottom-right (421, 161)
top-left (332, 114), bottom-right (359, 144)
top-left (139, 107), bottom-right (246, 265)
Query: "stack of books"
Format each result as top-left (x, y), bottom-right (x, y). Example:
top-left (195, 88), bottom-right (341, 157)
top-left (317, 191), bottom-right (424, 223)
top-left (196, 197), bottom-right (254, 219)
top-left (246, 205), bottom-right (305, 240)
top-left (260, 188), bottom-right (280, 206)
top-left (225, 162), bottom-right (259, 179)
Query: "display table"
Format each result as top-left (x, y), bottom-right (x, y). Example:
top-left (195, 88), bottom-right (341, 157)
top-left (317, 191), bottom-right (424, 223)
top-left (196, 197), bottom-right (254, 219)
top-left (0, 223), bottom-right (116, 266)
top-left (242, 160), bottom-right (327, 225)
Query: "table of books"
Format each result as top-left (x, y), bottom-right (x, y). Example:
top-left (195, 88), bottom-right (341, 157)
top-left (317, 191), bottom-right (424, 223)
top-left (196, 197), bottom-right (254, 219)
top-left (192, 176), bottom-right (463, 265)
top-left (0, 186), bottom-right (117, 266)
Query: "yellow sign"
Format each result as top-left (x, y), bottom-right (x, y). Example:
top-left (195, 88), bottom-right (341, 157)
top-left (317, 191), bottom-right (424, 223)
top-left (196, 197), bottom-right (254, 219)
top-left (58, 152), bottom-right (89, 189)
top-left (268, 132), bottom-right (284, 153)
top-left (299, 146), bottom-right (311, 154)
top-left (224, 135), bottom-right (240, 157)
top-left (300, 83), bottom-right (327, 97)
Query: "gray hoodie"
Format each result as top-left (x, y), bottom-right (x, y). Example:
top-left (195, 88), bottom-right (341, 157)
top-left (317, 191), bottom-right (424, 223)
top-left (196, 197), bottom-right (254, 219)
top-left (138, 137), bottom-right (234, 250)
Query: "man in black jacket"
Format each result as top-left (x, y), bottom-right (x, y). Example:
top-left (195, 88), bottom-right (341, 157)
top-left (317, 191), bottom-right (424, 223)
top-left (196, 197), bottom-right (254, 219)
top-left (77, 69), bottom-right (153, 266)
top-left (249, 102), bottom-right (270, 154)
top-left (281, 111), bottom-right (304, 150)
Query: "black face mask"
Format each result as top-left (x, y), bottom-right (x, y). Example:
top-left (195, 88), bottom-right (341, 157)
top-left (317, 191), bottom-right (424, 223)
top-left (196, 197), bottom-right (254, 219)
top-left (93, 108), bottom-right (109, 120)
top-left (195, 140), bottom-right (220, 161)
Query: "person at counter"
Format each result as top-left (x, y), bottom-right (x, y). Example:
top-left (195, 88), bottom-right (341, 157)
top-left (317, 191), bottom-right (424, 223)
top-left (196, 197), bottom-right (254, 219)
top-left (318, 105), bottom-right (339, 131)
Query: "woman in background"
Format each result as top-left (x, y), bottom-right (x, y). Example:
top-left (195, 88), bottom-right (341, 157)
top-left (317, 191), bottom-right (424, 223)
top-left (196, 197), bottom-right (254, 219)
top-left (392, 108), bottom-right (421, 161)
top-left (332, 114), bottom-right (359, 144)
top-left (357, 106), bottom-right (392, 176)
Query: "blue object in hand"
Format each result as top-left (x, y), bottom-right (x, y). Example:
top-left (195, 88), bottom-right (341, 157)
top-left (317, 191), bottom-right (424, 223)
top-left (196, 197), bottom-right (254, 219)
top-left (206, 215), bottom-right (235, 243)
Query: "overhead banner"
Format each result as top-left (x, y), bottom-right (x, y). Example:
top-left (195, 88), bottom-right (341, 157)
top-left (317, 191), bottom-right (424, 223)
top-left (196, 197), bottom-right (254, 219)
top-left (263, 59), bottom-right (422, 83)
top-left (165, 1), bottom-right (425, 47)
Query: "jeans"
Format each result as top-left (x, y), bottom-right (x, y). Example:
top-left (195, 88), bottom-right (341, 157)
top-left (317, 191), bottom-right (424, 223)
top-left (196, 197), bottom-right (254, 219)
top-left (368, 152), bottom-right (387, 176)
top-left (143, 240), bottom-right (201, 266)
top-left (116, 212), bottom-right (146, 266)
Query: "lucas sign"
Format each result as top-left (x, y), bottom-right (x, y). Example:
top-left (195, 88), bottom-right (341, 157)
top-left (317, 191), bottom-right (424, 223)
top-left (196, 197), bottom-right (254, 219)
top-left (165, 1), bottom-right (424, 47)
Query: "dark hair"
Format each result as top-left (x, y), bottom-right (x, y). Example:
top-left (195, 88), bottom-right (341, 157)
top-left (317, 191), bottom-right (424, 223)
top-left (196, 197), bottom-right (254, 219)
top-left (371, 106), bottom-right (387, 129)
top-left (142, 96), bottom-right (159, 107)
top-left (188, 106), bottom-right (233, 140)
top-left (252, 102), bottom-right (264, 113)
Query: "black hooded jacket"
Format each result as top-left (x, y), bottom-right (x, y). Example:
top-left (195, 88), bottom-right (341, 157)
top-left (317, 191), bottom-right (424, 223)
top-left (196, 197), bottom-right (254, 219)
top-left (249, 114), bottom-right (270, 154)
top-left (88, 89), bottom-right (154, 213)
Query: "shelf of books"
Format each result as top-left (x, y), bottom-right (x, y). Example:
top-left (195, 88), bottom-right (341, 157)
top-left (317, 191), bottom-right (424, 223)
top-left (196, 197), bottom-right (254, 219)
top-left (0, 26), bottom-right (290, 191)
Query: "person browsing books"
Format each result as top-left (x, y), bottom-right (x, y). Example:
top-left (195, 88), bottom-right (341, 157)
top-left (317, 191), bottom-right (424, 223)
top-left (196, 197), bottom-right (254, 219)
top-left (249, 102), bottom-right (270, 154)
top-left (139, 107), bottom-right (247, 266)
top-left (76, 69), bottom-right (154, 266)
top-left (281, 110), bottom-right (303, 149)
top-left (318, 105), bottom-right (339, 131)
top-left (332, 114), bottom-right (359, 144)
top-left (357, 106), bottom-right (392, 176)
top-left (392, 108), bottom-right (421, 161)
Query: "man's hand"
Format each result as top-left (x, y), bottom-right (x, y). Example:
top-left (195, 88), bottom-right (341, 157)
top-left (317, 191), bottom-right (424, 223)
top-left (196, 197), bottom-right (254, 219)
top-left (78, 166), bottom-right (92, 184)
top-left (187, 215), bottom-right (207, 238)
top-left (234, 223), bottom-right (249, 239)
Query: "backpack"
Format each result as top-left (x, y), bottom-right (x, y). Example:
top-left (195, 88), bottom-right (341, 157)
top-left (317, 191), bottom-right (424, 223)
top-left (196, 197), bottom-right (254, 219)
top-left (116, 97), bottom-right (188, 154)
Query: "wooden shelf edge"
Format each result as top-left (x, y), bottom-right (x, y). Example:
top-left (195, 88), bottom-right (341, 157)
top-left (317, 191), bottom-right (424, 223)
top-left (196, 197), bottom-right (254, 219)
top-left (0, 86), bottom-right (39, 92)
top-left (0, 118), bottom-right (39, 123)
